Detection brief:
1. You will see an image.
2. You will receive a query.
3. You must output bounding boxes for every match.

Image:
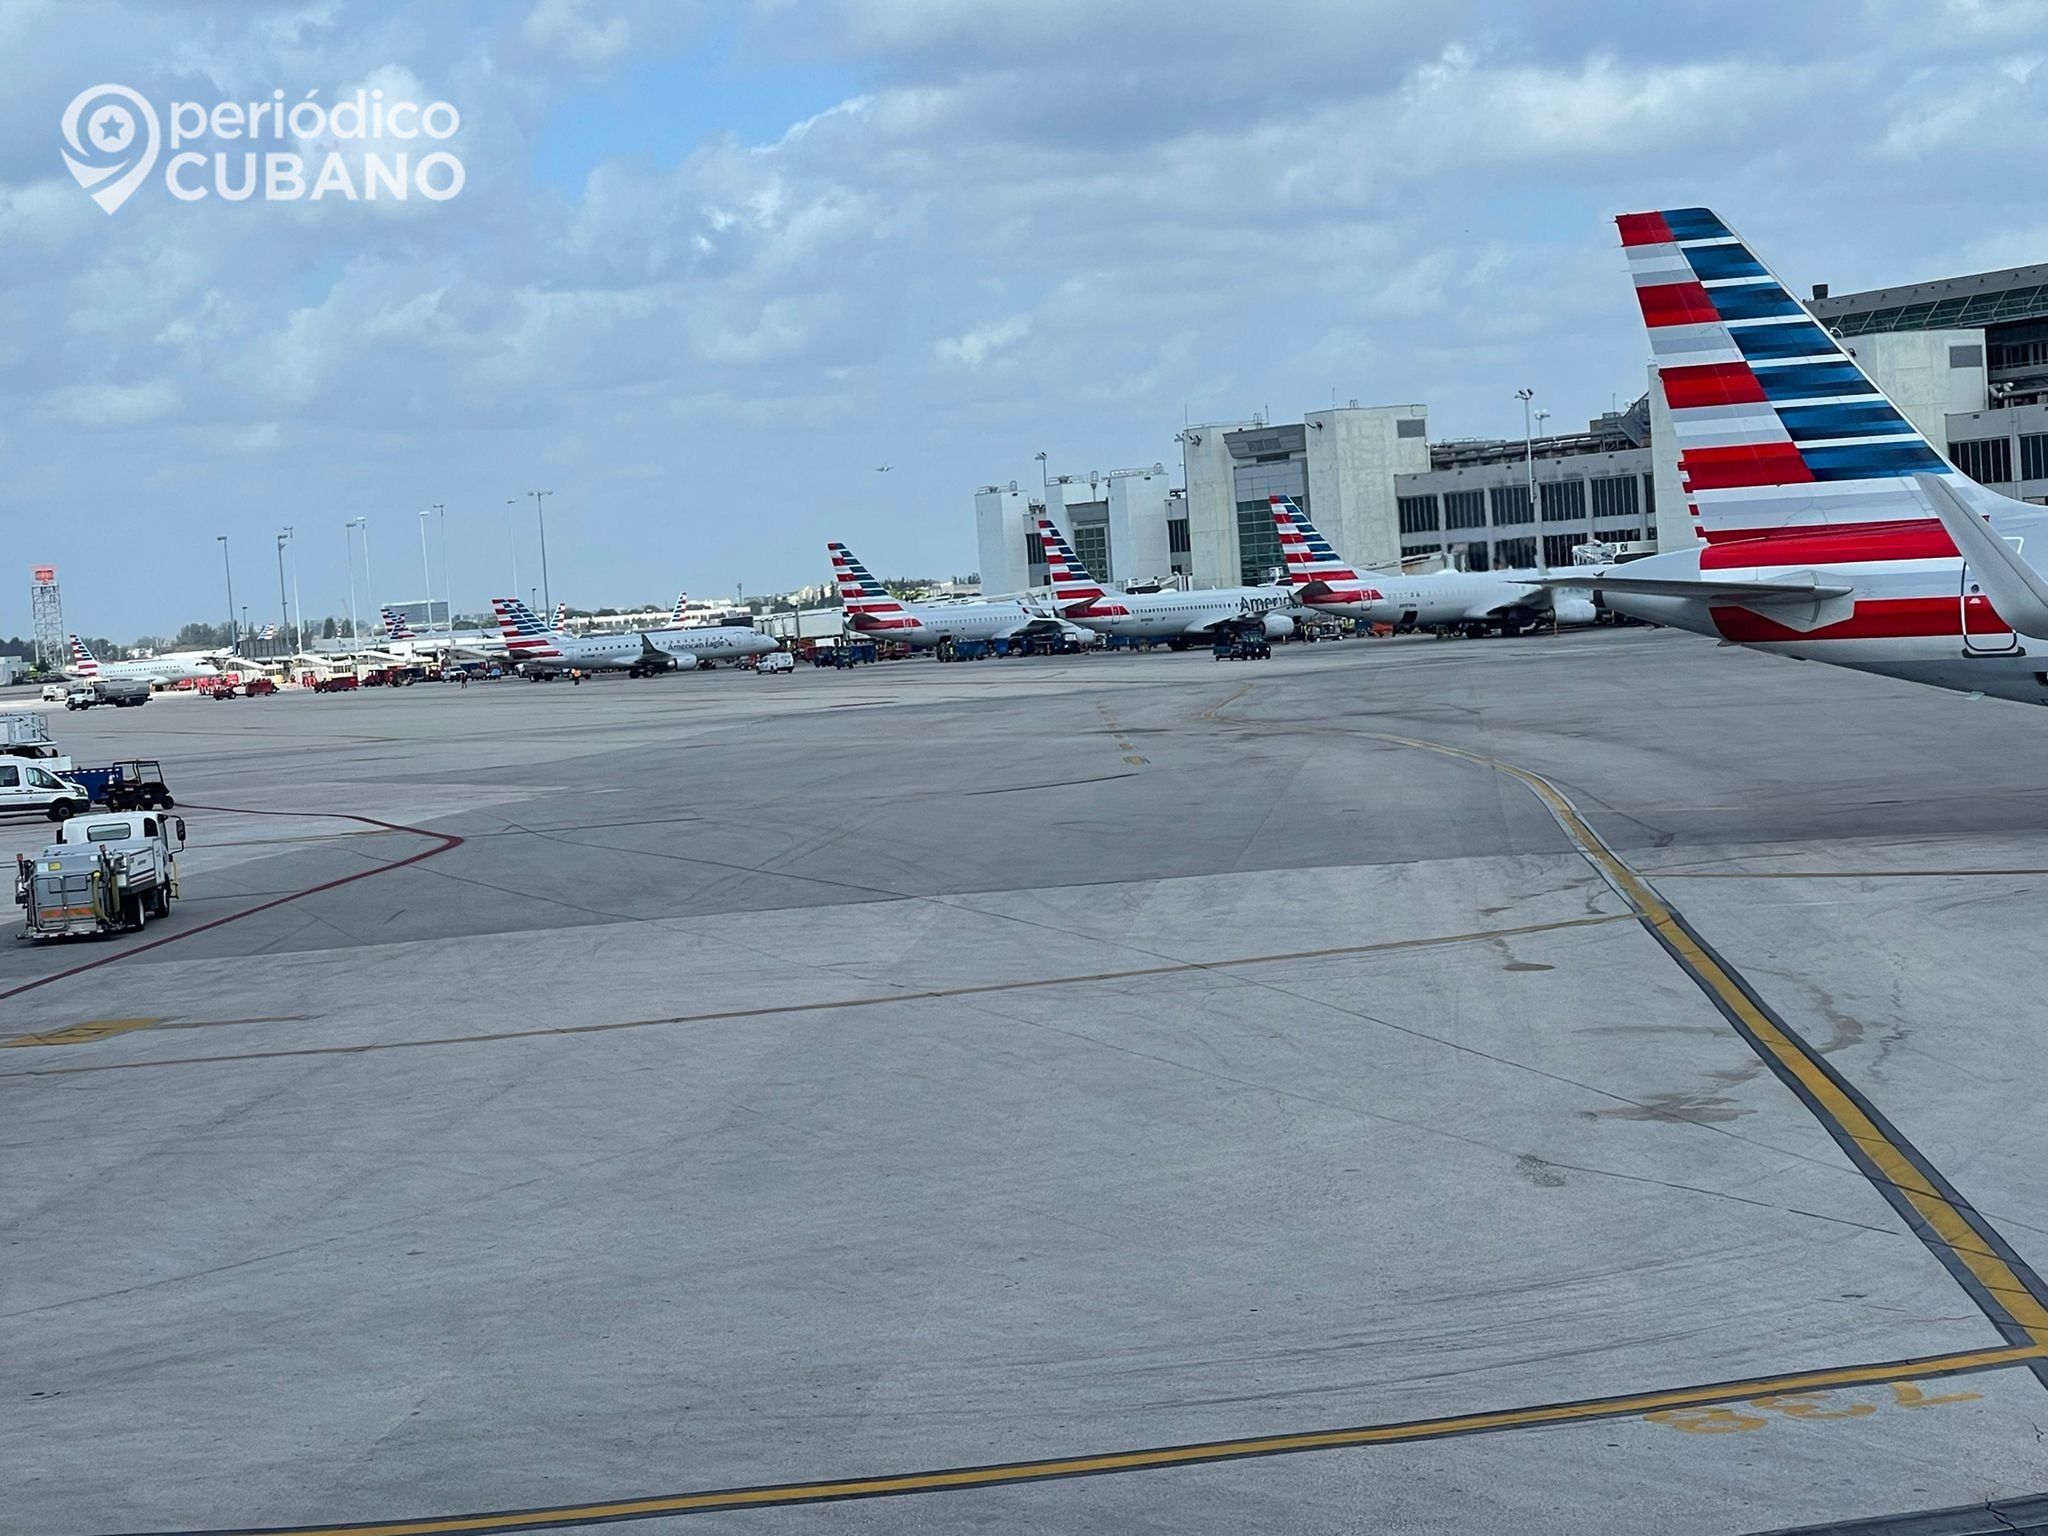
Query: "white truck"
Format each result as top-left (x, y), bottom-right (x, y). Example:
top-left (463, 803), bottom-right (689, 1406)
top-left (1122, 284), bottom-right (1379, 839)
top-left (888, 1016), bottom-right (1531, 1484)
top-left (14, 809), bottom-right (186, 937)
top-left (66, 679), bottom-right (150, 710)
top-left (1, 712), bottom-right (75, 774)
top-left (0, 759), bottom-right (91, 822)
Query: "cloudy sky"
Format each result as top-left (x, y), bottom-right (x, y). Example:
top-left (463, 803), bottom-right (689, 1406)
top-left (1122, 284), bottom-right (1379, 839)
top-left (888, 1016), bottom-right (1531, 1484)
top-left (4, 0), bottom-right (2045, 636)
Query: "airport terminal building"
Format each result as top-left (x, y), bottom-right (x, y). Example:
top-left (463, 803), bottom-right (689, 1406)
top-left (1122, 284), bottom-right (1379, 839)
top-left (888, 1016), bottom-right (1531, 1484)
top-left (974, 262), bottom-right (2048, 593)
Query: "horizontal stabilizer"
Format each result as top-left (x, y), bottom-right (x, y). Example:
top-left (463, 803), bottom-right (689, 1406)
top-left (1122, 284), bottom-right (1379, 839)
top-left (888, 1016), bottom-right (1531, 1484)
top-left (1917, 473), bottom-right (2048, 638)
top-left (1538, 573), bottom-right (1853, 606)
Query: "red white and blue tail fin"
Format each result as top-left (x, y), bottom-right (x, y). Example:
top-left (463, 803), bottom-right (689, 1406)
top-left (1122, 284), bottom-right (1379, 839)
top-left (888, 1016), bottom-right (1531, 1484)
top-left (1269, 497), bottom-right (1366, 602)
top-left (1035, 518), bottom-right (1108, 605)
top-left (68, 635), bottom-right (100, 676)
top-left (827, 542), bottom-right (918, 631)
top-left (552, 603), bottom-right (570, 633)
top-left (670, 592), bottom-right (689, 626)
top-left (491, 596), bottom-right (563, 660)
top-left (1620, 206), bottom-right (1951, 548)
top-left (379, 606), bottom-right (418, 641)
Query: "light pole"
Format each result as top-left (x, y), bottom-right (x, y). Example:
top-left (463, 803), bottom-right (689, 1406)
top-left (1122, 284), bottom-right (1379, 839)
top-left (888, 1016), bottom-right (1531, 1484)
top-left (275, 531), bottom-right (291, 657)
top-left (527, 491), bottom-right (553, 616)
top-left (1514, 388), bottom-right (1538, 547)
top-left (502, 499), bottom-right (521, 605)
top-left (1034, 450), bottom-right (1048, 488)
top-left (287, 527), bottom-right (303, 655)
top-left (417, 509), bottom-right (434, 633)
top-left (431, 503), bottom-right (450, 634)
top-left (217, 534), bottom-right (237, 652)
top-left (344, 517), bottom-right (364, 648)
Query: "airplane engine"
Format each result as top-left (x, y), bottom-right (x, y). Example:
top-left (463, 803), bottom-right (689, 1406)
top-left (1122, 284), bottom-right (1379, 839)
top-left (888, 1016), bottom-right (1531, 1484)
top-left (1551, 594), bottom-right (1599, 626)
top-left (1260, 612), bottom-right (1295, 640)
top-left (670, 651), bottom-right (700, 670)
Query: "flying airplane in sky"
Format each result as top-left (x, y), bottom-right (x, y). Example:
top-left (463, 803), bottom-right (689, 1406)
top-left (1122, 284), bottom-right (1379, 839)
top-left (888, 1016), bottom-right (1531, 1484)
top-left (1267, 497), bottom-right (1595, 634)
top-left (492, 597), bottom-right (776, 676)
top-left (1036, 519), bottom-right (1299, 646)
top-left (67, 636), bottom-right (219, 686)
top-left (828, 542), bottom-right (1094, 649)
top-left (1545, 206), bottom-right (2048, 705)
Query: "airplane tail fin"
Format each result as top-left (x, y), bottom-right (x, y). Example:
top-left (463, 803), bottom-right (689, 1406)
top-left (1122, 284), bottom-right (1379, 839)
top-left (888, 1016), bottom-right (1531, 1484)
top-left (670, 592), bottom-right (689, 626)
top-left (1619, 205), bottom-right (1953, 554)
top-left (1269, 497), bottom-right (1363, 596)
top-left (379, 606), bottom-right (418, 641)
top-left (1036, 518), bottom-right (1108, 604)
top-left (553, 603), bottom-right (569, 632)
top-left (491, 596), bottom-right (563, 659)
top-left (828, 542), bottom-right (916, 631)
top-left (68, 635), bottom-right (100, 676)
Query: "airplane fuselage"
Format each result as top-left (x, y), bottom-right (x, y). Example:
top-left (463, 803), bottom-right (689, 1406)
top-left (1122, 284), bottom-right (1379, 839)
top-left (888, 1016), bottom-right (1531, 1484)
top-left (1059, 587), bottom-right (1298, 640)
top-left (849, 599), bottom-right (1078, 648)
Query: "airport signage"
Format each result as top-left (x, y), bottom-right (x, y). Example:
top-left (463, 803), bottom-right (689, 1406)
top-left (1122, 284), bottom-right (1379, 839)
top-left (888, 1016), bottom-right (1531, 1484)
top-left (60, 82), bottom-right (466, 215)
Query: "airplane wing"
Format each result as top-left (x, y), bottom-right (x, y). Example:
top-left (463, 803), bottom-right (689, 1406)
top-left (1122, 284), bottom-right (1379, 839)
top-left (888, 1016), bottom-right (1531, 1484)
top-left (1917, 472), bottom-right (2048, 636)
top-left (1536, 572), bottom-right (1855, 606)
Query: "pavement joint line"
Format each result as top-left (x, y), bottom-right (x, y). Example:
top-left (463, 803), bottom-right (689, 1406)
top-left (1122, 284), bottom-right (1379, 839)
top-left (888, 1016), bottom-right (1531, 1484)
top-left (0, 912), bottom-right (1634, 1069)
top-left (0, 804), bottom-right (463, 1007)
top-left (96, 1344), bottom-right (2048, 1536)
top-left (1367, 731), bottom-right (2048, 1363)
top-left (1198, 681), bottom-right (1255, 721)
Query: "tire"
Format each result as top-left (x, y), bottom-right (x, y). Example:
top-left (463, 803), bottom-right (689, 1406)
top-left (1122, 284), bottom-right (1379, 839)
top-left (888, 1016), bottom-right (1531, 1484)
top-left (151, 887), bottom-right (171, 919)
top-left (157, 793), bottom-right (174, 809)
top-left (48, 800), bottom-right (76, 822)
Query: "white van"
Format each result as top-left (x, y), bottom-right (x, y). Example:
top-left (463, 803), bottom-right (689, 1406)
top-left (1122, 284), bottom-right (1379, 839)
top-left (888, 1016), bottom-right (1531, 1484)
top-left (758, 651), bottom-right (795, 674)
top-left (40, 683), bottom-right (69, 703)
top-left (0, 760), bottom-right (90, 821)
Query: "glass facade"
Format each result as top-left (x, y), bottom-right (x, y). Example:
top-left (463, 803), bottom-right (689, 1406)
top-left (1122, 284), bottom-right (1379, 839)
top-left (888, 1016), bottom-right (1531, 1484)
top-left (1235, 501), bottom-right (1285, 584)
top-left (1072, 523), bottom-right (1112, 581)
top-left (2021, 433), bottom-right (2048, 482)
top-left (1590, 474), bottom-right (1639, 520)
top-left (1828, 287), bottom-right (2048, 338)
top-left (1493, 537), bottom-right (1537, 569)
top-left (1400, 542), bottom-right (1442, 559)
top-left (1168, 518), bottom-right (1191, 554)
top-left (1542, 534), bottom-right (1584, 567)
top-left (1444, 490), bottom-right (1486, 529)
top-left (1489, 485), bottom-right (1533, 525)
top-left (1539, 480), bottom-right (1587, 523)
top-left (1397, 494), bottom-right (1440, 533)
top-left (1954, 437), bottom-right (2013, 483)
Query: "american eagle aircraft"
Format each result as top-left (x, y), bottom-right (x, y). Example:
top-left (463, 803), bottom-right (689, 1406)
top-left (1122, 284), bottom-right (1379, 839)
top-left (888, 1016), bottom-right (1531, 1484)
top-left (1035, 519), bottom-right (1299, 646)
top-left (828, 541), bottom-right (1094, 649)
top-left (1546, 206), bottom-right (2048, 705)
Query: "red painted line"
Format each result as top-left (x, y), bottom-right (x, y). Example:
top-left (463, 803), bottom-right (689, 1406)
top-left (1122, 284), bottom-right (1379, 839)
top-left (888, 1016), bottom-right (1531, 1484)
top-left (0, 805), bottom-right (463, 1005)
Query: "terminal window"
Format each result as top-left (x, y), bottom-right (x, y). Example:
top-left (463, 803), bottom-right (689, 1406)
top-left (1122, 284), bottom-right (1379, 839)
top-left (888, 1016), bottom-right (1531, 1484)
top-left (1444, 490), bottom-right (1486, 529)
top-left (1235, 500), bottom-right (1285, 584)
top-left (1071, 523), bottom-right (1112, 581)
top-left (1168, 518), bottom-right (1191, 554)
top-left (1591, 474), bottom-right (1639, 520)
top-left (1539, 480), bottom-right (1586, 523)
top-left (2022, 434), bottom-right (2048, 482)
top-left (1489, 485), bottom-right (1533, 525)
top-left (1953, 437), bottom-right (2013, 484)
top-left (1542, 534), bottom-right (1584, 567)
top-left (1397, 494), bottom-right (1439, 533)
top-left (1400, 542), bottom-right (1442, 560)
top-left (1493, 537), bottom-right (1537, 569)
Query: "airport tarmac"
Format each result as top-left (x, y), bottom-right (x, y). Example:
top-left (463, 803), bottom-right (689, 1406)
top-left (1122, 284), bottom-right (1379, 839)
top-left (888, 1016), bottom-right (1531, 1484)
top-left (7, 631), bottom-right (2048, 1535)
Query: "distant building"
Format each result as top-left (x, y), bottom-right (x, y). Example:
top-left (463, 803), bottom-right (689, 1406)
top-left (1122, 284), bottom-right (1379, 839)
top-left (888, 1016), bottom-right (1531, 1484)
top-left (973, 260), bottom-right (2048, 582)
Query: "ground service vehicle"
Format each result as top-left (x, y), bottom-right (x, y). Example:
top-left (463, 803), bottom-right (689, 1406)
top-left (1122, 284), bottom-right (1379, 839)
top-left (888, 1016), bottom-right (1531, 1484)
top-left (313, 674), bottom-right (360, 693)
top-left (40, 683), bottom-right (68, 703)
top-left (2, 713), bottom-right (74, 773)
top-left (15, 809), bottom-right (186, 937)
top-left (0, 759), bottom-right (90, 820)
top-left (1214, 636), bottom-right (1271, 660)
top-left (66, 760), bottom-right (175, 810)
top-left (758, 651), bottom-right (795, 674)
top-left (66, 679), bottom-right (151, 710)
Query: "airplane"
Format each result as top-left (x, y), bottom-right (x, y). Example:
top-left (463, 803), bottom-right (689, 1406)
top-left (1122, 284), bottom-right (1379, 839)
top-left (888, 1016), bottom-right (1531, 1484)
top-left (67, 636), bottom-right (220, 687)
top-left (1267, 496), bottom-right (1595, 634)
top-left (553, 603), bottom-right (570, 632)
top-left (1035, 518), bottom-right (1300, 647)
top-left (1542, 205), bottom-right (2048, 706)
top-left (828, 541), bottom-right (1095, 649)
top-left (379, 606), bottom-right (417, 641)
top-left (491, 597), bottom-right (776, 677)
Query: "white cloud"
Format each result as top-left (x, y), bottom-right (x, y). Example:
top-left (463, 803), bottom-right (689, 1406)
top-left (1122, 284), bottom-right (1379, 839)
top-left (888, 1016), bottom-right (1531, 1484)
top-left (936, 314), bottom-right (1030, 367)
top-left (49, 380), bottom-right (180, 427)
